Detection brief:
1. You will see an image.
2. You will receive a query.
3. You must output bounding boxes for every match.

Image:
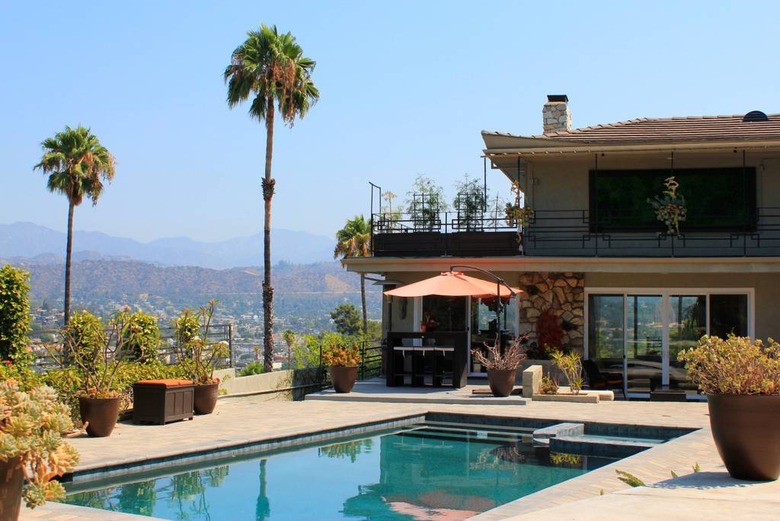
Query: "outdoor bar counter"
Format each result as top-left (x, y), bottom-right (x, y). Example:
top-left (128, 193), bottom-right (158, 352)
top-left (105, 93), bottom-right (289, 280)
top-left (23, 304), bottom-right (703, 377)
top-left (386, 331), bottom-right (468, 388)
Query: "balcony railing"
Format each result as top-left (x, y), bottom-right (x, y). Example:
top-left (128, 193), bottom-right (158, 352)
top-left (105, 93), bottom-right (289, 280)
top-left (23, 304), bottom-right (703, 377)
top-left (371, 212), bottom-right (519, 257)
top-left (371, 207), bottom-right (780, 258)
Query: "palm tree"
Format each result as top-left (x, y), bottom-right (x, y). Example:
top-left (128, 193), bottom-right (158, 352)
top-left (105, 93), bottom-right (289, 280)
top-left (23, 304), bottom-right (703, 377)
top-left (282, 329), bottom-right (296, 368)
top-left (334, 215), bottom-right (371, 336)
top-left (34, 125), bottom-right (115, 326)
top-left (225, 24), bottom-right (319, 373)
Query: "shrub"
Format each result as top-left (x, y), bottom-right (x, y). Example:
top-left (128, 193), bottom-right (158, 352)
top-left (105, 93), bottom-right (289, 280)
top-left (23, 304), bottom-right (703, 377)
top-left (539, 375), bottom-right (559, 394)
top-left (239, 361), bottom-right (265, 376)
top-left (678, 335), bottom-right (780, 395)
top-left (173, 301), bottom-right (229, 385)
top-left (62, 310), bottom-right (104, 372)
top-left (120, 310), bottom-right (161, 362)
top-left (0, 265), bottom-right (33, 366)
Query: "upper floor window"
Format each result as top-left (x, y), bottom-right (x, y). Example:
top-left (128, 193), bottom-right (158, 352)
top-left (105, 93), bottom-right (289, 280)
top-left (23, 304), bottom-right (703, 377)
top-left (589, 167), bottom-right (756, 233)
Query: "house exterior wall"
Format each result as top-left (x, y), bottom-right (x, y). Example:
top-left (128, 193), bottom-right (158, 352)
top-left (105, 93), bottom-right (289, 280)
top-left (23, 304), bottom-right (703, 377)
top-left (527, 152), bottom-right (780, 212)
top-left (585, 271), bottom-right (780, 340)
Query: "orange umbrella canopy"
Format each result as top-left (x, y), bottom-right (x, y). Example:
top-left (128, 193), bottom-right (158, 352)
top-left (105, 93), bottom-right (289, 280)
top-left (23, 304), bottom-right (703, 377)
top-left (384, 271), bottom-right (521, 298)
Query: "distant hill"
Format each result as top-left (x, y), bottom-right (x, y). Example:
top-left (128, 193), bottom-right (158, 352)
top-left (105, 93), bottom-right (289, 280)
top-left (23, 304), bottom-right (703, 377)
top-left (0, 222), bottom-right (335, 269)
top-left (10, 258), bottom-right (380, 331)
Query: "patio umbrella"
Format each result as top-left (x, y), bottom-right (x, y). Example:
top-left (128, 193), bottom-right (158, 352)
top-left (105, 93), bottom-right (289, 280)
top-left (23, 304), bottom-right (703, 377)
top-left (384, 271), bottom-right (520, 299)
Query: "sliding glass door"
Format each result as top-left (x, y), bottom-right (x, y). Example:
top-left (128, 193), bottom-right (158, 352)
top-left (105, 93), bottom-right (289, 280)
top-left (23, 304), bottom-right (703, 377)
top-left (588, 291), bottom-right (749, 396)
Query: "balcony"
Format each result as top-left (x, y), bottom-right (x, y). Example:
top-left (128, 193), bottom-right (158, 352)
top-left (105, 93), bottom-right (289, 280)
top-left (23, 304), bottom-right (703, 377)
top-left (371, 207), bottom-right (780, 258)
top-left (371, 213), bottom-right (520, 257)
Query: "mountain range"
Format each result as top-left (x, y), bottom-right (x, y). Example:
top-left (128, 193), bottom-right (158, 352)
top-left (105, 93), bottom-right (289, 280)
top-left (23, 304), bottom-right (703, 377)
top-left (0, 222), bottom-right (335, 269)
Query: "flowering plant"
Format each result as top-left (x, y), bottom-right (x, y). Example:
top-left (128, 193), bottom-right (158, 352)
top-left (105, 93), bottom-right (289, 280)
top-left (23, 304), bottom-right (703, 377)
top-left (678, 335), bottom-right (780, 395)
top-left (648, 176), bottom-right (687, 236)
top-left (0, 380), bottom-right (80, 508)
top-left (321, 336), bottom-right (361, 367)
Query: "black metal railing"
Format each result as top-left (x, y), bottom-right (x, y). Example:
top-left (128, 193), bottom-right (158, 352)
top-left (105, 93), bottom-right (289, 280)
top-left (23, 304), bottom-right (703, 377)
top-left (28, 323), bottom-right (233, 372)
top-left (371, 207), bottom-right (780, 258)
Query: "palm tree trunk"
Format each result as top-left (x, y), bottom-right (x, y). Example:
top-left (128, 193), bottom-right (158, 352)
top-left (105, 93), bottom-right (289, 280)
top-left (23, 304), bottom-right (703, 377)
top-left (63, 201), bottom-right (75, 327)
top-left (360, 273), bottom-right (367, 337)
top-left (262, 98), bottom-right (276, 373)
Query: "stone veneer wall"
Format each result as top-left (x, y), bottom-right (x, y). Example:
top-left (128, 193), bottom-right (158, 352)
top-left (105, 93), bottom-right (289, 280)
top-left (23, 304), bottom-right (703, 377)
top-left (517, 272), bottom-right (584, 354)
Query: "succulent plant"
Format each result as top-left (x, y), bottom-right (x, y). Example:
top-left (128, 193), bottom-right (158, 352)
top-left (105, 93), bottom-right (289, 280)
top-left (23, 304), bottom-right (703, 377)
top-left (0, 380), bottom-right (79, 508)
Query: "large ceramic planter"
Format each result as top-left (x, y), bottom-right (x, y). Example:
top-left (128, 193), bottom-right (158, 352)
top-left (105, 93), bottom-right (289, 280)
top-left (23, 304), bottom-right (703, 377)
top-left (79, 396), bottom-right (121, 437)
top-left (330, 366), bottom-right (358, 393)
top-left (0, 457), bottom-right (23, 521)
top-left (708, 394), bottom-right (780, 481)
top-left (487, 368), bottom-right (517, 397)
top-left (194, 382), bottom-right (219, 415)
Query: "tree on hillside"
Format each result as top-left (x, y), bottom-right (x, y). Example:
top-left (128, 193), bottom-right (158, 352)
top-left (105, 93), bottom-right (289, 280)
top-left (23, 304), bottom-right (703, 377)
top-left (34, 125), bottom-right (115, 326)
top-left (225, 24), bottom-right (319, 372)
top-left (334, 215), bottom-right (371, 335)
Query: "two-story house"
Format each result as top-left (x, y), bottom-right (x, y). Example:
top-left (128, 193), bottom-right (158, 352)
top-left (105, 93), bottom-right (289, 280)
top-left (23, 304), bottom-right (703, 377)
top-left (344, 95), bottom-right (780, 396)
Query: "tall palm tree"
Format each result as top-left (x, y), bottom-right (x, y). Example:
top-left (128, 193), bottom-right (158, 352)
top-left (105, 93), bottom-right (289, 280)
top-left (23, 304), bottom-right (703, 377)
top-left (225, 24), bottom-right (319, 373)
top-left (334, 215), bottom-right (371, 336)
top-left (34, 125), bottom-right (115, 326)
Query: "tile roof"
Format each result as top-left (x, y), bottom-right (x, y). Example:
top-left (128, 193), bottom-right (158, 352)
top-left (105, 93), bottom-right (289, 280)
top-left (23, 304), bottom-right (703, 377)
top-left (484, 113), bottom-right (780, 146)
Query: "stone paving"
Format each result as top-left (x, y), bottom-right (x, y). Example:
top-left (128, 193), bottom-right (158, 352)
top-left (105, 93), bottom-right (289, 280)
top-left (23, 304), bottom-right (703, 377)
top-left (18, 381), bottom-right (780, 520)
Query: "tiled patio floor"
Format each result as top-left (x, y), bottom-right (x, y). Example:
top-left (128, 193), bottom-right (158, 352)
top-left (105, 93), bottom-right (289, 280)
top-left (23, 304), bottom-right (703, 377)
top-left (19, 380), bottom-right (780, 520)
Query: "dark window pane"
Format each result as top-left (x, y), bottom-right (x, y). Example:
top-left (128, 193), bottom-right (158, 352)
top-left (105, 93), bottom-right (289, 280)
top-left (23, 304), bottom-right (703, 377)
top-left (590, 167), bottom-right (756, 233)
top-left (709, 294), bottom-right (748, 337)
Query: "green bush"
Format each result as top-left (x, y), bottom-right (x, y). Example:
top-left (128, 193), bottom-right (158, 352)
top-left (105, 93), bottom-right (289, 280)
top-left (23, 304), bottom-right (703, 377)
top-left (239, 361), bottom-right (265, 377)
top-left (42, 366), bottom-right (83, 422)
top-left (0, 264), bottom-right (32, 365)
top-left (63, 310), bottom-right (104, 372)
top-left (120, 310), bottom-right (161, 362)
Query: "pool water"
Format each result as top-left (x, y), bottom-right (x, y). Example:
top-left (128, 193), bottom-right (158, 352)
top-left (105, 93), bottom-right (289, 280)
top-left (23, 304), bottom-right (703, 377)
top-left (64, 423), bottom-right (616, 520)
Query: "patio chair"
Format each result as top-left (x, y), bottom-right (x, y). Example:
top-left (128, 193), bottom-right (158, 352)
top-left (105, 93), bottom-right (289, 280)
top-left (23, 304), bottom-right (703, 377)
top-left (583, 359), bottom-right (626, 399)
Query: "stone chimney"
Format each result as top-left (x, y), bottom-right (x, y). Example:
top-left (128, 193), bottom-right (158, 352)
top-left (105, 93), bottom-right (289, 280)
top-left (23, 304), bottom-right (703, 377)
top-left (543, 94), bottom-right (571, 134)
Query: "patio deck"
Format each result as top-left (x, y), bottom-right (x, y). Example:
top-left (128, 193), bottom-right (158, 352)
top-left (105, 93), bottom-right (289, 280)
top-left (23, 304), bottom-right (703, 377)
top-left (19, 380), bottom-right (780, 520)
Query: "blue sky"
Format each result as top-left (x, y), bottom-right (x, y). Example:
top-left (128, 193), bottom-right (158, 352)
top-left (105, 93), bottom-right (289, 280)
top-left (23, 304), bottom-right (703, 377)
top-left (2, 1), bottom-right (778, 243)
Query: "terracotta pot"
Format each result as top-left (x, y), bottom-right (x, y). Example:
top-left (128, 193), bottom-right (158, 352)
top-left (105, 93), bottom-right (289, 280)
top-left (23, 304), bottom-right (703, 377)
top-left (79, 396), bottom-right (121, 437)
top-left (194, 382), bottom-right (219, 415)
top-left (487, 368), bottom-right (517, 397)
top-left (0, 457), bottom-right (23, 521)
top-left (330, 366), bottom-right (358, 393)
top-left (708, 394), bottom-right (780, 481)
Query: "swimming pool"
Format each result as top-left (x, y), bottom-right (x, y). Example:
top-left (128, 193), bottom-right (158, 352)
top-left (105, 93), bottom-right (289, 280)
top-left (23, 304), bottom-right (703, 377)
top-left (64, 421), bottom-right (617, 520)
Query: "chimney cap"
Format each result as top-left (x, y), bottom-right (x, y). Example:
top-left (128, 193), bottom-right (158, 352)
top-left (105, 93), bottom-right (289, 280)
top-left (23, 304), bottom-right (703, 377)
top-left (547, 94), bottom-right (569, 103)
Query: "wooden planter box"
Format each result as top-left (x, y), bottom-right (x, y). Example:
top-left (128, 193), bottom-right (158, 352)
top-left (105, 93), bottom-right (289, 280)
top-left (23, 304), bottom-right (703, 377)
top-left (133, 379), bottom-right (195, 425)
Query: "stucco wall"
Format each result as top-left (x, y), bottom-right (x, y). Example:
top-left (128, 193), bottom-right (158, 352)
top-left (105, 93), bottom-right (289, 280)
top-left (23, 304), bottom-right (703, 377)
top-left (526, 151), bottom-right (780, 211)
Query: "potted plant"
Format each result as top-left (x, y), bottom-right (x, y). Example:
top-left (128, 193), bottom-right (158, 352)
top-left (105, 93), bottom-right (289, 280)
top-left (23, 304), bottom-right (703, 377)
top-left (0, 380), bottom-right (79, 519)
top-left (406, 175), bottom-right (447, 232)
top-left (647, 176), bottom-right (687, 237)
top-left (678, 335), bottom-right (780, 481)
top-left (321, 335), bottom-right (361, 393)
top-left (504, 180), bottom-right (534, 251)
top-left (174, 301), bottom-right (230, 414)
top-left (63, 309), bottom-right (132, 437)
top-left (471, 335), bottom-right (527, 397)
top-left (453, 174), bottom-right (487, 232)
